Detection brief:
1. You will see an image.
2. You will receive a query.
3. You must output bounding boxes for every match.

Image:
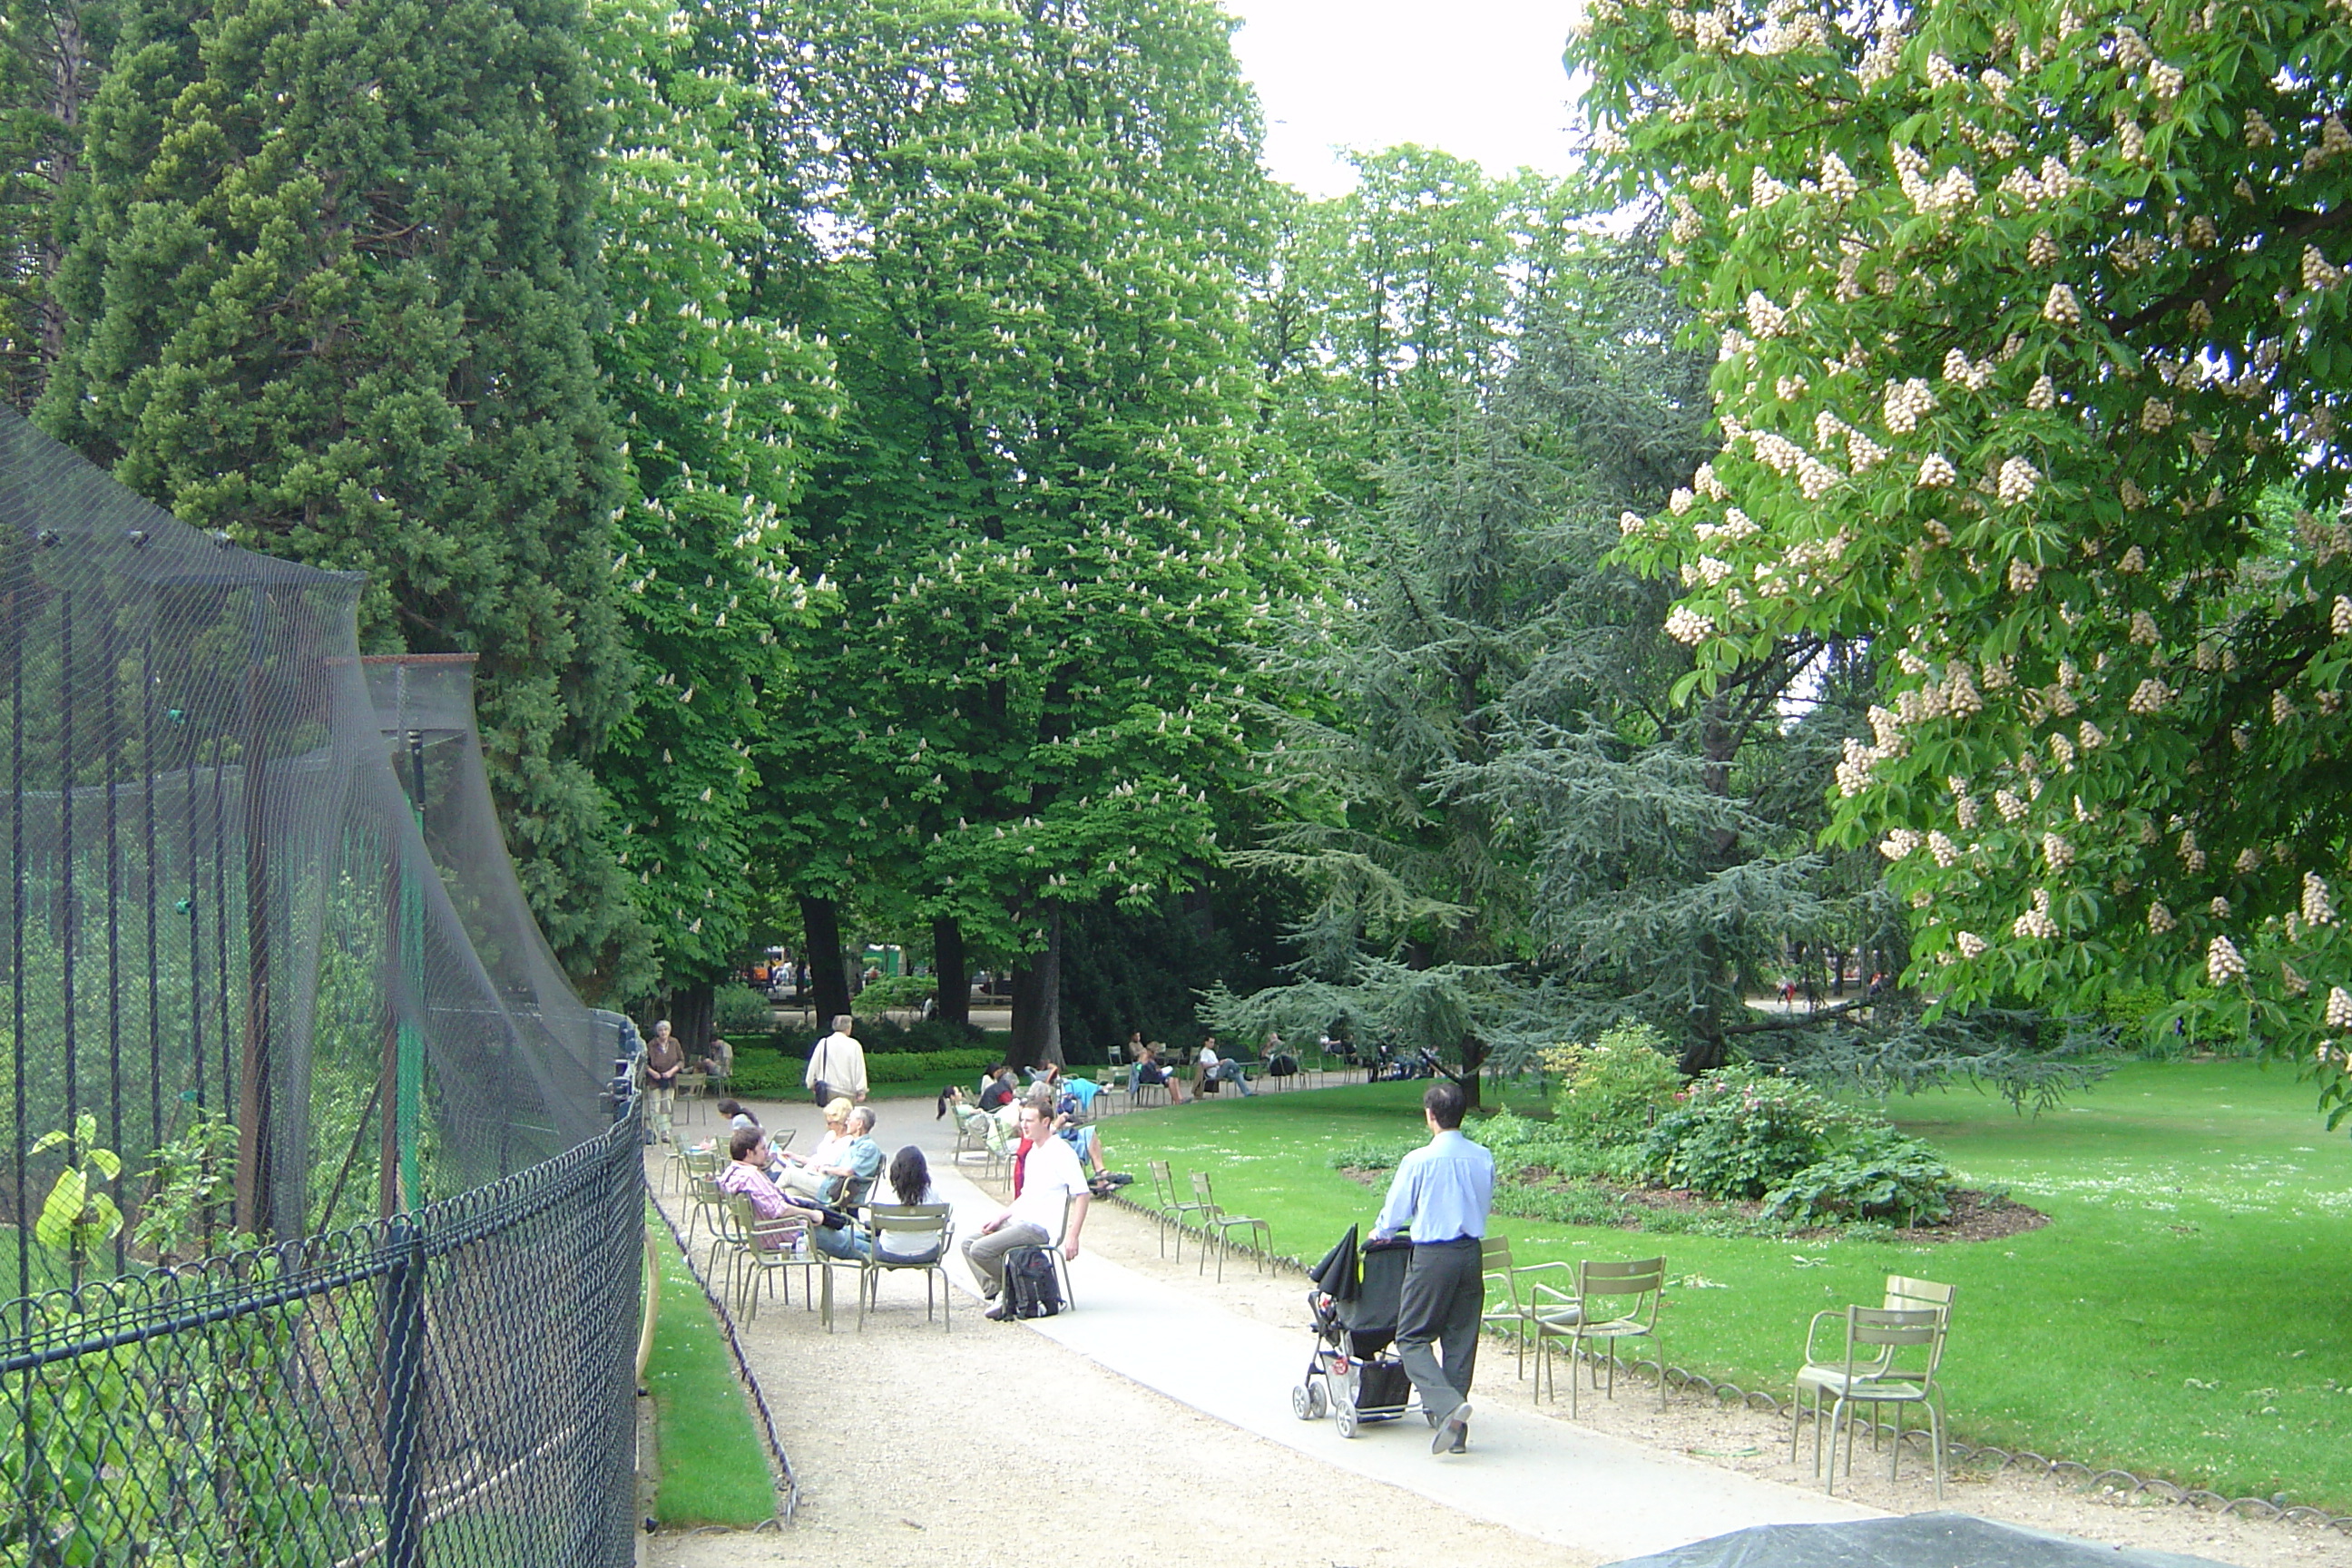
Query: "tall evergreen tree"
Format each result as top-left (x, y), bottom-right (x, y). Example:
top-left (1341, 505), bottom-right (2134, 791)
top-left (0, 0), bottom-right (114, 412)
top-left (587, 0), bottom-right (835, 1040)
top-left (39, 0), bottom-right (652, 991)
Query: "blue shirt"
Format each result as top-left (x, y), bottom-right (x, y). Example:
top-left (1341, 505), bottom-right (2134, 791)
top-left (1374, 1130), bottom-right (1494, 1243)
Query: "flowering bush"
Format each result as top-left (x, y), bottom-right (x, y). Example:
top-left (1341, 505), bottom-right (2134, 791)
top-left (1542, 1023), bottom-right (1685, 1150)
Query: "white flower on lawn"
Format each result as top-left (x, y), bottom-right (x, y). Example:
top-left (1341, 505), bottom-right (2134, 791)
top-left (2206, 935), bottom-right (2248, 985)
top-left (2304, 873), bottom-right (2338, 926)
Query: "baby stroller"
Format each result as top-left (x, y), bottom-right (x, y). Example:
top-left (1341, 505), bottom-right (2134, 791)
top-left (1292, 1224), bottom-right (1419, 1437)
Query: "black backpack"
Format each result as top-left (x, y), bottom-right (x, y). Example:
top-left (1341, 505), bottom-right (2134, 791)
top-left (1003, 1245), bottom-right (1063, 1318)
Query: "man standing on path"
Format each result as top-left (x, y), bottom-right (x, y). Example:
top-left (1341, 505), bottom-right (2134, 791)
top-left (965, 1100), bottom-right (1089, 1318)
top-left (805, 1014), bottom-right (868, 1105)
top-left (1373, 1080), bottom-right (1494, 1455)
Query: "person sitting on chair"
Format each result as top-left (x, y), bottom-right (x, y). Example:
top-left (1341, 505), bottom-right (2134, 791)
top-left (714, 1128), bottom-right (801, 1249)
top-left (715, 1099), bottom-right (760, 1133)
top-left (874, 1145), bottom-right (947, 1265)
top-left (977, 1063), bottom-right (1020, 1112)
top-left (1132, 1041), bottom-right (1187, 1103)
top-left (1196, 1035), bottom-right (1256, 1097)
top-left (965, 1101), bottom-right (1090, 1317)
top-left (797, 1104), bottom-right (884, 1207)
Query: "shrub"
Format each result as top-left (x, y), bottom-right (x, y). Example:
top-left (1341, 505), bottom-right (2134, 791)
top-left (710, 985), bottom-right (775, 1035)
top-left (1326, 1136), bottom-right (1417, 1172)
top-left (1543, 1023), bottom-right (1683, 1149)
top-left (1760, 1132), bottom-right (1955, 1227)
top-left (863, 1016), bottom-right (990, 1055)
top-left (721, 1046), bottom-right (999, 1099)
top-left (856, 974), bottom-right (937, 1013)
top-left (1638, 1069), bottom-right (1874, 1200)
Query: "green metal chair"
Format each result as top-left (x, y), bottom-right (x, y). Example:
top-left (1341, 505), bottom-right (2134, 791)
top-left (730, 1195), bottom-right (822, 1325)
top-left (1188, 1171), bottom-right (1270, 1281)
top-left (857, 1204), bottom-right (955, 1331)
top-left (1798, 1305), bottom-right (1949, 1500)
top-left (1146, 1160), bottom-right (1212, 1260)
top-left (1535, 1256), bottom-right (1666, 1416)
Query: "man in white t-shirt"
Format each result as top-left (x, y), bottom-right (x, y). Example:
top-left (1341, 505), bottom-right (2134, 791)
top-left (965, 1099), bottom-right (1089, 1318)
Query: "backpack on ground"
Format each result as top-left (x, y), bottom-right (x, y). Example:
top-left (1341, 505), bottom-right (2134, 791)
top-left (1004, 1245), bottom-right (1063, 1318)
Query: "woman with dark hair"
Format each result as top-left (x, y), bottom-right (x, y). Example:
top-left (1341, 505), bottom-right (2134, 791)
top-left (876, 1144), bottom-right (946, 1265)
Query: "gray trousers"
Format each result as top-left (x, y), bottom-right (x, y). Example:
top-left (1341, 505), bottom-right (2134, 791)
top-left (1396, 1237), bottom-right (1482, 1422)
top-left (962, 1221), bottom-right (1051, 1298)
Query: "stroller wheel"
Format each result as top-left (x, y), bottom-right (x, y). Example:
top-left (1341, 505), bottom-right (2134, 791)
top-left (1291, 1384), bottom-right (1317, 1421)
top-left (1307, 1380), bottom-right (1329, 1419)
top-left (1335, 1398), bottom-right (1359, 1439)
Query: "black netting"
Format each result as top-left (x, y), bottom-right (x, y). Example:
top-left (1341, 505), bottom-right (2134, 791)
top-left (0, 410), bottom-right (642, 1564)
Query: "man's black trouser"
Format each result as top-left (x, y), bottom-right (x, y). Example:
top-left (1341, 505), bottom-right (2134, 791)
top-left (1396, 1236), bottom-right (1482, 1422)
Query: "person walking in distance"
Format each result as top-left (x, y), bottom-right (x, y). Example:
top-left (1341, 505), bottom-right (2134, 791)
top-left (1373, 1080), bottom-right (1494, 1455)
top-left (804, 1014), bottom-right (868, 1106)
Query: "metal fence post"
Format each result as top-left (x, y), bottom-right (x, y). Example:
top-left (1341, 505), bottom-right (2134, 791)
top-left (381, 1217), bottom-right (428, 1568)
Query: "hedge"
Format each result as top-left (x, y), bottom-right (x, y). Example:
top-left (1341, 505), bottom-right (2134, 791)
top-left (723, 1047), bottom-right (1000, 1099)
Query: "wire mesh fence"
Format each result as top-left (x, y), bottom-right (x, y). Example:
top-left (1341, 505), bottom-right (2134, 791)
top-left (3, 1077), bottom-right (644, 1568)
top-left (0, 409), bottom-right (653, 1563)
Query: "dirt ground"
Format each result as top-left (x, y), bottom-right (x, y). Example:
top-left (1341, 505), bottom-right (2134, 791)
top-left (645, 1164), bottom-right (2348, 1568)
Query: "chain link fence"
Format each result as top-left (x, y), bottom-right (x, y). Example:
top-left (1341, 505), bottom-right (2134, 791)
top-left (3, 1074), bottom-right (643, 1568)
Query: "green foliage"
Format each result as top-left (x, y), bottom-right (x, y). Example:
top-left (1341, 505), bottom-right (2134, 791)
top-left (1572, 0), bottom-right (2352, 1126)
top-left (721, 1045), bottom-right (997, 1098)
top-left (1760, 1131), bottom-right (1956, 1227)
top-left (30, 1112), bottom-right (120, 1269)
top-left (1544, 1023), bottom-right (1683, 1148)
top-left (587, 0), bottom-right (835, 993)
top-left (40, 0), bottom-right (651, 994)
top-left (1324, 1134), bottom-right (1416, 1172)
top-left (132, 1111), bottom-right (238, 1263)
top-left (758, 0), bottom-right (1302, 1055)
top-left (852, 974), bottom-right (935, 1014)
top-left (709, 985), bottom-right (776, 1037)
top-left (1640, 1069), bottom-right (1876, 1200)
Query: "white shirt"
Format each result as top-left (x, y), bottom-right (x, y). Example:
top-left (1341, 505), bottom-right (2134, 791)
top-left (1199, 1047), bottom-right (1221, 1070)
top-left (1008, 1136), bottom-right (1088, 1234)
top-left (804, 1030), bottom-right (868, 1096)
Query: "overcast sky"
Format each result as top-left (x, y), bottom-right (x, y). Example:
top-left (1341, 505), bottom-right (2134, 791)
top-left (1222, 0), bottom-right (1582, 197)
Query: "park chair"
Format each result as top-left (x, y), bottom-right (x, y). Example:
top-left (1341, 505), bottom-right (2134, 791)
top-left (679, 1150), bottom-right (726, 1248)
top-left (1477, 1237), bottom-right (1531, 1367)
top-left (1536, 1256), bottom-right (1666, 1416)
top-left (1788, 1276), bottom-right (1954, 1438)
top-left (1148, 1161), bottom-right (1215, 1261)
top-left (677, 1071), bottom-right (710, 1122)
top-left (1043, 1192), bottom-right (1080, 1308)
top-left (1128, 1063), bottom-right (1171, 1109)
top-left (1188, 1171), bottom-right (1270, 1282)
top-left (704, 1185), bottom-right (755, 1297)
top-left (730, 1197), bottom-right (821, 1325)
top-left (1798, 1306), bottom-right (1949, 1500)
top-left (858, 1203), bottom-right (955, 1332)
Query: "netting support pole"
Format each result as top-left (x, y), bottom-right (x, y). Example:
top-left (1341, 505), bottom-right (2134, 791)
top-left (103, 611), bottom-right (122, 1276)
top-left (398, 730), bottom-right (424, 1207)
top-left (380, 1217), bottom-right (428, 1568)
top-left (9, 577), bottom-right (24, 1303)
top-left (233, 594), bottom-right (273, 1238)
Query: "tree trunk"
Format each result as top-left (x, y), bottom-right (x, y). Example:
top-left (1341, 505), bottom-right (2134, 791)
top-left (1007, 913), bottom-right (1063, 1068)
top-left (669, 980), bottom-right (715, 1061)
top-left (800, 894), bottom-right (851, 1028)
top-left (1678, 1031), bottom-right (1729, 1076)
top-left (932, 914), bottom-right (968, 1027)
top-left (1447, 1032), bottom-right (1487, 1111)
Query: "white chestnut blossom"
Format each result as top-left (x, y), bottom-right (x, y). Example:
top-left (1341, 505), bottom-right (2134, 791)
top-left (2147, 900), bottom-right (2176, 934)
top-left (2207, 935), bottom-right (2248, 985)
top-left (1879, 828), bottom-right (1923, 860)
top-left (1882, 377), bottom-right (1937, 433)
top-left (1745, 291), bottom-right (1788, 337)
top-left (2128, 678), bottom-right (2171, 714)
top-left (2027, 230), bottom-right (2058, 268)
top-left (2304, 872), bottom-right (2338, 925)
top-left (1995, 788), bottom-right (2028, 822)
top-left (1819, 152), bottom-right (1859, 201)
top-left (2014, 907), bottom-right (2060, 940)
top-left (1996, 456), bottom-right (2040, 504)
top-left (2007, 558), bottom-right (2040, 592)
top-left (2329, 986), bottom-right (2352, 1029)
top-left (2307, 247), bottom-right (2347, 290)
top-left (1917, 453), bottom-right (1957, 487)
top-left (1664, 605), bottom-right (1716, 644)
top-left (2128, 609), bottom-right (2160, 644)
top-left (1928, 830), bottom-right (1961, 867)
top-left (2078, 720), bottom-right (2106, 750)
top-left (2027, 374), bottom-right (2056, 410)
top-left (2043, 831), bottom-right (2074, 868)
top-left (1669, 487), bottom-right (1696, 515)
top-left (1955, 930), bottom-right (1989, 958)
top-left (2118, 544), bottom-right (2147, 573)
top-left (2043, 282), bottom-right (2084, 327)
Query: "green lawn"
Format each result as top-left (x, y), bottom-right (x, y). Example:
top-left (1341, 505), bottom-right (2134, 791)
top-left (1105, 1062), bottom-right (2352, 1510)
top-left (643, 1222), bottom-right (779, 1528)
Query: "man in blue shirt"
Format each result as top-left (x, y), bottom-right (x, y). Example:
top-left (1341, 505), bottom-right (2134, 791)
top-left (1373, 1080), bottom-right (1494, 1455)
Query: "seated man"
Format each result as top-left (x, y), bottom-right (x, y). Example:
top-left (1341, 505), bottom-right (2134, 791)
top-left (809, 1105), bottom-right (886, 1208)
top-left (1196, 1035), bottom-right (1256, 1097)
top-left (977, 1064), bottom-right (1021, 1112)
top-left (714, 1126), bottom-right (850, 1255)
top-left (964, 1100), bottom-right (1090, 1318)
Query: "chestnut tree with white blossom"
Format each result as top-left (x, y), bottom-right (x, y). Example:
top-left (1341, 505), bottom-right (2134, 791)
top-left (1571, 0), bottom-right (2352, 1125)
